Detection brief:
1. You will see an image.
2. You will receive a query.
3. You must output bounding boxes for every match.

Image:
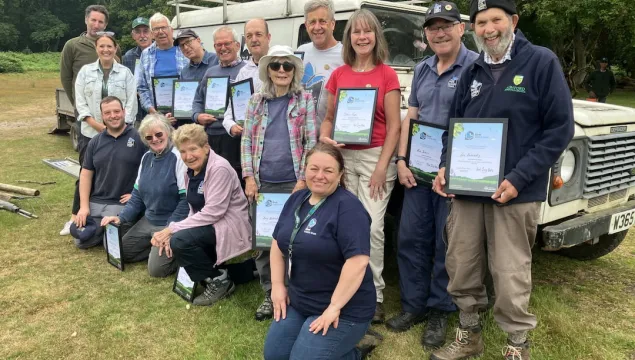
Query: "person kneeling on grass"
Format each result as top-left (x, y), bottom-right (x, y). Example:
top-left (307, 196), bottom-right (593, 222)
top-left (151, 123), bottom-right (252, 306)
top-left (101, 113), bottom-right (189, 277)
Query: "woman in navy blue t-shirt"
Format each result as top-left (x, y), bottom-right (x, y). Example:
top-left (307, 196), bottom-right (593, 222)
top-left (263, 143), bottom-right (376, 360)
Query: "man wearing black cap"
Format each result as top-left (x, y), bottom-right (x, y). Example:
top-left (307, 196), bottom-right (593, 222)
top-left (431, 0), bottom-right (574, 359)
top-left (585, 57), bottom-right (616, 103)
top-left (123, 17), bottom-right (153, 127)
top-left (388, 1), bottom-right (478, 350)
top-left (175, 29), bottom-right (219, 81)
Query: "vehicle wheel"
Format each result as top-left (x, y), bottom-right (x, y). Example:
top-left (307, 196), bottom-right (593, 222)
top-left (70, 122), bottom-right (80, 152)
top-left (557, 230), bottom-right (628, 260)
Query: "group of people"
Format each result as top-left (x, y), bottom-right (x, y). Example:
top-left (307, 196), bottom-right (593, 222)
top-left (57, 0), bottom-right (575, 359)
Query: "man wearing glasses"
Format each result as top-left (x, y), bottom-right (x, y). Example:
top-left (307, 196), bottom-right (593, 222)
top-left (175, 29), bottom-right (219, 81)
top-left (137, 12), bottom-right (189, 116)
top-left (123, 17), bottom-right (153, 127)
top-left (388, 1), bottom-right (478, 350)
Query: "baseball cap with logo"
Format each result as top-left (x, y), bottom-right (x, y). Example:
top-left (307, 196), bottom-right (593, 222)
top-left (424, 1), bottom-right (462, 27)
top-left (131, 17), bottom-right (150, 29)
top-left (600, 57), bottom-right (609, 63)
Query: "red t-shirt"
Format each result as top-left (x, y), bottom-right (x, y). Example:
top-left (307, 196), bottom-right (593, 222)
top-left (325, 63), bottom-right (400, 150)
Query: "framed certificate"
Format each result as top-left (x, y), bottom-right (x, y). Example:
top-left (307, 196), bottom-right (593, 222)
top-left (104, 224), bottom-right (124, 271)
top-left (152, 76), bottom-right (178, 113)
top-left (406, 119), bottom-right (446, 186)
top-left (446, 118), bottom-right (508, 197)
top-left (251, 191), bottom-right (292, 249)
top-left (293, 51), bottom-right (305, 60)
top-left (172, 80), bottom-right (199, 120)
top-left (332, 88), bottom-right (378, 145)
top-left (230, 78), bottom-right (254, 127)
top-left (204, 76), bottom-right (230, 117)
top-left (172, 267), bottom-right (198, 302)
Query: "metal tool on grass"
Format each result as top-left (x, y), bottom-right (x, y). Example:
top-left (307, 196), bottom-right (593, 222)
top-left (0, 199), bottom-right (38, 218)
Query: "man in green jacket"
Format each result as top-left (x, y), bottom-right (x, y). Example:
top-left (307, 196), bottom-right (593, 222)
top-left (586, 57), bottom-right (616, 103)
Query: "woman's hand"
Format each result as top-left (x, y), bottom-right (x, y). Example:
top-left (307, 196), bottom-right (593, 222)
top-left (292, 180), bottom-right (306, 193)
top-left (159, 241), bottom-right (173, 258)
top-left (100, 216), bottom-right (121, 227)
top-left (151, 228), bottom-right (172, 247)
top-left (244, 177), bottom-right (259, 203)
top-left (120, 193), bottom-right (132, 204)
top-left (309, 305), bottom-right (341, 335)
top-left (369, 165), bottom-right (388, 201)
top-left (271, 283), bottom-right (290, 322)
top-left (319, 135), bottom-right (345, 148)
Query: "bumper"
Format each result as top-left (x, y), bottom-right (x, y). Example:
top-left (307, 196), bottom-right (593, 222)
top-left (542, 199), bottom-right (635, 250)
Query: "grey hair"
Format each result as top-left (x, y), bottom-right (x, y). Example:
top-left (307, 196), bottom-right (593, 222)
top-left (212, 26), bottom-right (240, 43)
top-left (149, 13), bottom-right (170, 30)
top-left (304, 0), bottom-right (335, 20)
top-left (260, 56), bottom-right (304, 99)
top-left (138, 113), bottom-right (174, 148)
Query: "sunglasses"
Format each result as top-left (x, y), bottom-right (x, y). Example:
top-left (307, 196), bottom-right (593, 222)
top-left (96, 31), bottom-right (115, 37)
top-left (268, 61), bottom-right (295, 72)
top-left (144, 132), bottom-right (164, 141)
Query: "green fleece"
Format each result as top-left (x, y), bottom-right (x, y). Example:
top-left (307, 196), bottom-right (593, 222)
top-left (60, 33), bottom-right (98, 105)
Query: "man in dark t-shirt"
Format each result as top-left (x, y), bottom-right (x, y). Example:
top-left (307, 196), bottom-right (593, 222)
top-left (585, 57), bottom-right (616, 103)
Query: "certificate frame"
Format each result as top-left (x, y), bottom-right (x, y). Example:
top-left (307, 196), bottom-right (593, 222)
top-left (293, 51), bottom-right (305, 60)
top-left (332, 87), bottom-right (378, 145)
top-left (204, 76), bottom-right (230, 117)
top-left (172, 80), bottom-right (199, 120)
top-left (152, 76), bottom-right (179, 114)
top-left (230, 78), bottom-right (254, 126)
top-left (406, 119), bottom-right (446, 186)
top-left (172, 266), bottom-right (198, 303)
top-left (104, 223), bottom-right (124, 271)
top-left (250, 190), bottom-right (292, 250)
top-left (445, 118), bottom-right (508, 197)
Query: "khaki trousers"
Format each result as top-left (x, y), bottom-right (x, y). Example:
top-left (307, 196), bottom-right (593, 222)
top-left (445, 199), bottom-right (540, 333)
top-left (341, 147), bottom-right (397, 302)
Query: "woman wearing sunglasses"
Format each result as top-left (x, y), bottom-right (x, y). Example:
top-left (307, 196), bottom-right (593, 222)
top-left (101, 114), bottom-right (189, 277)
top-left (240, 45), bottom-right (317, 321)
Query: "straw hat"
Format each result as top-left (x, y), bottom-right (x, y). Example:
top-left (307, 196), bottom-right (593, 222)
top-left (258, 45), bottom-right (304, 84)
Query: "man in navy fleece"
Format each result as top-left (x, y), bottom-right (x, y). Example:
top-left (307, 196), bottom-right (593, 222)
top-left (431, 1), bottom-right (574, 359)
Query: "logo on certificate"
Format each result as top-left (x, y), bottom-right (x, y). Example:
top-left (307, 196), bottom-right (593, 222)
top-left (197, 182), bottom-right (204, 194)
top-left (127, 138), bottom-right (135, 147)
top-left (513, 75), bottom-right (524, 85)
top-left (448, 76), bottom-right (458, 89)
top-left (465, 131), bottom-right (474, 140)
top-left (470, 80), bottom-right (482, 98)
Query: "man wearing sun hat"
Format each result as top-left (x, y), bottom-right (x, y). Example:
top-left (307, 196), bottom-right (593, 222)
top-left (431, 0), bottom-right (574, 359)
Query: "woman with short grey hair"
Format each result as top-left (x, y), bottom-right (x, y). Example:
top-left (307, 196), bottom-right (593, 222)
top-left (101, 114), bottom-right (189, 277)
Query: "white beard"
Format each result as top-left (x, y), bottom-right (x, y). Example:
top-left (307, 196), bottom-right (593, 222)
top-left (476, 24), bottom-right (514, 60)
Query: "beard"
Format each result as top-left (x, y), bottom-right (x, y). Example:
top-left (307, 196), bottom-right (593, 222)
top-left (476, 23), bottom-right (514, 60)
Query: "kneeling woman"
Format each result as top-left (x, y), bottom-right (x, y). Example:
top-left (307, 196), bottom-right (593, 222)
top-left (264, 143), bottom-right (375, 360)
top-left (151, 124), bottom-right (252, 306)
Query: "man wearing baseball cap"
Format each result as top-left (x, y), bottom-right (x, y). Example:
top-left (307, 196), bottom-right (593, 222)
top-left (431, 0), bottom-right (574, 359)
top-left (585, 57), bottom-right (616, 103)
top-left (174, 29), bottom-right (218, 81)
top-left (388, 1), bottom-right (478, 350)
top-left (123, 17), bottom-right (153, 127)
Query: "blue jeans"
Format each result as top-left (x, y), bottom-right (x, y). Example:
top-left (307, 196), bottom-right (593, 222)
top-left (264, 305), bottom-right (370, 360)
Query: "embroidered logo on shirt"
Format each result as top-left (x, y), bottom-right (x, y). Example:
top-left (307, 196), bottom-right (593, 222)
top-left (505, 75), bottom-right (527, 93)
top-left (197, 182), bottom-right (204, 194)
top-left (478, 0), bottom-right (487, 11)
top-left (470, 80), bottom-right (482, 98)
top-left (304, 218), bottom-right (317, 235)
top-left (448, 76), bottom-right (458, 88)
top-left (127, 138), bottom-right (135, 147)
top-left (513, 75), bottom-right (524, 85)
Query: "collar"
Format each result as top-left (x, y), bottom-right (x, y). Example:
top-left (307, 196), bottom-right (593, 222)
top-left (104, 124), bottom-right (132, 139)
top-left (92, 59), bottom-right (121, 74)
top-left (189, 50), bottom-right (214, 67)
top-left (424, 43), bottom-right (470, 74)
top-left (219, 58), bottom-right (243, 68)
top-left (484, 33), bottom-right (515, 65)
top-left (154, 142), bottom-right (173, 158)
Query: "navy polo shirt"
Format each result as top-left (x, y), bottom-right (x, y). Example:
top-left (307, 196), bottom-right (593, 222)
top-left (272, 187), bottom-right (376, 323)
top-left (408, 44), bottom-right (478, 127)
top-left (187, 159), bottom-right (208, 213)
top-left (82, 125), bottom-right (146, 204)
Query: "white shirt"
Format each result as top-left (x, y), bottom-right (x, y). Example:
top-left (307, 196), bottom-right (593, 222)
top-left (484, 33), bottom-right (515, 65)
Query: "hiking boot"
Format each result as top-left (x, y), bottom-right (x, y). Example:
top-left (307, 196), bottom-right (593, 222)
top-left (502, 340), bottom-right (530, 360)
top-left (422, 310), bottom-right (449, 350)
top-left (372, 302), bottom-right (385, 324)
top-left (255, 290), bottom-right (273, 321)
top-left (356, 328), bottom-right (383, 359)
top-left (193, 269), bottom-right (235, 306)
top-left (386, 311), bottom-right (427, 332)
top-left (430, 326), bottom-right (484, 360)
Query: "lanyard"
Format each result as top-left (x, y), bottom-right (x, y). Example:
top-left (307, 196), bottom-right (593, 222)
top-left (288, 193), bottom-right (326, 260)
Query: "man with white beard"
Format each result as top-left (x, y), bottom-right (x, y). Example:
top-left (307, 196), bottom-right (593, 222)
top-left (430, 1), bottom-right (574, 359)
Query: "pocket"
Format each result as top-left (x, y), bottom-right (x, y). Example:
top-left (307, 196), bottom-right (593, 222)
top-left (83, 79), bottom-right (97, 98)
top-left (109, 81), bottom-right (127, 99)
top-left (443, 199), bottom-right (454, 248)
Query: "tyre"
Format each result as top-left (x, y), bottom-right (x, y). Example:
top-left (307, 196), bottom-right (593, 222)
top-left (70, 121), bottom-right (80, 152)
top-left (557, 230), bottom-right (628, 260)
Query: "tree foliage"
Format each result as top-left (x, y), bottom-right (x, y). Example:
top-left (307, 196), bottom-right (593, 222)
top-left (0, 22), bottom-right (19, 50)
top-left (28, 10), bottom-right (69, 51)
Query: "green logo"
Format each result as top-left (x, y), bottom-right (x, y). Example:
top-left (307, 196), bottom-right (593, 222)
top-left (504, 85), bottom-right (526, 93)
top-left (513, 75), bottom-right (524, 86)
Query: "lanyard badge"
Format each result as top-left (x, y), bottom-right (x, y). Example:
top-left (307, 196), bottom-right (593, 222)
top-left (287, 193), bottom-right (326, 278)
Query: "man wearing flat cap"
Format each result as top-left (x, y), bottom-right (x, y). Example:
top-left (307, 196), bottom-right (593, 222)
top-left (388, 0), bottom-right (478, 350)
top-left (585, 57), bottom-right (616, 103)
top-left (431, 0), bottom-right (574, 359)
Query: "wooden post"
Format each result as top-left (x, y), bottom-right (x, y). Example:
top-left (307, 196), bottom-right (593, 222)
top-left (0, 183), bottom-right (40, 196)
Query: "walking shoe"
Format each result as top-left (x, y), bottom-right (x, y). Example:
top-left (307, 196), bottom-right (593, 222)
top-left (502, 340), bottom-right (530, 360)
top-left (60, 220), bottom-right (73, 236)
top-left (255, 290), bottom-right (273, 321)
top-left (193, 270), bottom-right (235, 306)
top-left (356, 328), bottom-right (383, 359)
top-left (422, 310), bottom-right (449, 350)
top-left (372, 302), bottom-right (385, 324)
top-left (386, 311), bottom-right (427, 332)
top-left (430, 326), bottom-right (484, 360)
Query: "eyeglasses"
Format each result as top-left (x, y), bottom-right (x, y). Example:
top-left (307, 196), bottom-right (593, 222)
top-left (179, 38), bottom-right (197, 49)
top-left (144, 132), bottom-right (164, 141)
top-left (213, 41), bottom-right (235, 49)
top-left (268, 61), bottom-right (295, 72)
top-left (96, 31), bottom-right (115, 37)
top-left (152, 26), bottom-right (170, 34)
top-left (425, 22), bottom-right (460, 35)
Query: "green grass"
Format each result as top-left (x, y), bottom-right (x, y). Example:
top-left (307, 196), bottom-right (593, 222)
top-left (1, 72), bottom-right (635, 359)
top-left (0, 52), bottom-right (60, 72)
top-left (575, 89), bottom-right (635, 108)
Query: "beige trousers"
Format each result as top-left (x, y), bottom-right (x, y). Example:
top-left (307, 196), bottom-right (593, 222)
top-left (445, 199), bottom-right (541, 333)
top-left (341, 147), bottom-right (397, 302)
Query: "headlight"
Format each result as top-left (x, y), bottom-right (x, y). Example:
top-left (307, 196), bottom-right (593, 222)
top-left (561, 149), bottom-right (576, 183)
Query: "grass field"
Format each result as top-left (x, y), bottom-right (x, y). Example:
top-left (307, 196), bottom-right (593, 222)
top-left (1, 73), bottom-right (635, 359)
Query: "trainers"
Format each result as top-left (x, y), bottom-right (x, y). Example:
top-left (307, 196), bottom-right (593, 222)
top-left (356, 328), bottom-right (383, 359)
top-left (502, 341), bottom-right (530, 360)
top-left (255, 290), bottom-right (273, 321)
top-left (193, 270), bottom-right (235, 306)
top-left (60, 220), bottom-right (73, 236)
top-left (430, 326), bottom-right (484, 360)
top-left (372, 302), bottom-right (385, 324)
top-left (386, 311), bottom-right (427, 332)
top-left (422, 310), bottom-right (449, 350)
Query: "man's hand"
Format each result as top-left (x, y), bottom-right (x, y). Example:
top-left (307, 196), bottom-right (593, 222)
top-left (397, 162), bottom-right (417, 189)
top-left (491, 179), bottom-right (518, 204)
top-left (432, 167), bottom-right (454, 198)
top-left (120, 194), bottom-right (132, 204)
top-left (230, 125), bottom-right (243, 137)
top-left (197, 113), bottom-right (216, 126)
top-left (100, 216), bottom-right (121, 227)
top-left (319, 135), bottom-right (345, 148)
top-left (165, 113), bottom-right (177, 126)
top-left (75, 207), bottom-right (90, 228)
top-left (244, 177), bottom-right (258, 203)
top-left (589, 91), bottom-right (597, 98)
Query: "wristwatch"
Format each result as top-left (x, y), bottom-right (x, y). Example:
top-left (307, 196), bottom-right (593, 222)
top-left (395, 156), bottom-right (407, 165)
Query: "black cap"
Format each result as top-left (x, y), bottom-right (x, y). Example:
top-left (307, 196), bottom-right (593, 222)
top-left (173, 29), bottom-right (199, 47)
top-left (600, 57), bottom-right (609, 63)
top-left (425, 1), bottom-right (462, 27)
top-left (470, 0), bottom-right (517, 23)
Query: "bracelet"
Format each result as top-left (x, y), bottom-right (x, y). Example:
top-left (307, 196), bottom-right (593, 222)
top-left (395, 156), bottom-right (407, 165)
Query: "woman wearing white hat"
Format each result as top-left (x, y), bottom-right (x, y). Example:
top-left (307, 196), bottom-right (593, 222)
top-left (240, 45), bottom-right (317, 321)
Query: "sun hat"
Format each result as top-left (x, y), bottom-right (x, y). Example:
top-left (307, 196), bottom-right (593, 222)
top-left (258, 45), bottom-right (304, 84)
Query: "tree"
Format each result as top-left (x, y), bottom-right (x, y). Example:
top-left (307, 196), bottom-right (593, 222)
top-left (0, 22), bottom-right (19, 50)
top-left (28, 10), bottom-right (68, 51)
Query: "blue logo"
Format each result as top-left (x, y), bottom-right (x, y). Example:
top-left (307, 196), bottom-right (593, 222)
top-left (448, 76), bottom-right (458, 89)
top-left (305, 218), bottom-right (317, 232)
top-left (465, 131), bottom-right (474, 140)
top-left (420, 132), bottom-right (428, 140)
top-left (265, 200), bottom-right (273, 207)
top-left (127, 138), bottom-right (135, 147)
top-left (197, 182), bottom-right (204, 194)
top-left (301, 63), bottom-right (326, 88)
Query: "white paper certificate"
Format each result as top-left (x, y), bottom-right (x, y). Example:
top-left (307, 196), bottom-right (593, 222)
top-left (105, 224), bottom-right (123, 270)
top-left (332, 88), bottom-right (377, 145)
top-left (172, 81), bottom-right (198, 119)
top-left (254, 193), bottom-right (292, 249)
top-left (152, 77), bottom-right (178, 112)
top-left (230, 79), bottom-right (254, 126)
top-left (173, 267), bottom-right (196, 301)
top-left (407, 121), bottom-right (445, 185)
top-left (204, 77), bottom-right (229, 117)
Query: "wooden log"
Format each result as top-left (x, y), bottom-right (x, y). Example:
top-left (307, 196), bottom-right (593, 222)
top-left (0, 183), bottom-right (40, 196)
top-left (0, 193), bottom-right (11, 202)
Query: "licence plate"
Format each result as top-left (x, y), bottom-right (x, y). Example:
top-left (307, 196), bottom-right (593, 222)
top-left (608, 208), bottom-right (635, 234)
